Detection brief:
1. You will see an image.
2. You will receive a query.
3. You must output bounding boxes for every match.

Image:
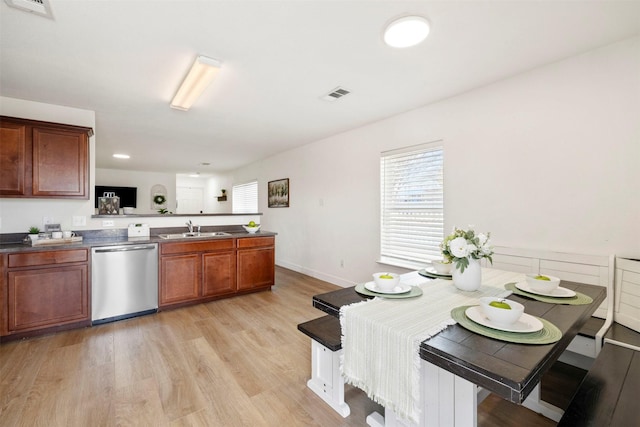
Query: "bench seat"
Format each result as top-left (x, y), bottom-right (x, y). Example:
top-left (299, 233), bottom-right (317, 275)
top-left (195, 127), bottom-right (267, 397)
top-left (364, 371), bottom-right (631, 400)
top-left (297, 315), bottom-right (350, 417)
top-left (558, 341), bottom-right (640, 426)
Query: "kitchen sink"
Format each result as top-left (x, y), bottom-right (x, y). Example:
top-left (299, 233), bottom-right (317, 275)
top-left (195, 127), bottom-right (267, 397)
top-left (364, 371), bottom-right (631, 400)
top-left (158, 232), bottom-right (232, 239)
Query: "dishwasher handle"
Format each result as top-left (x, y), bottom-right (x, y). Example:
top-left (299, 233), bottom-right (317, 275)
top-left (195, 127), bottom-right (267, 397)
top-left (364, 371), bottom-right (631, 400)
top-left (94, 244), bottom-right (157, 253)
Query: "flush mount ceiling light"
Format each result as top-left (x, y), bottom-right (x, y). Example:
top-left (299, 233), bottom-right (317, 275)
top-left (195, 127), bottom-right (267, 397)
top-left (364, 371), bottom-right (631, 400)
top-left (113, 153), bottom-right (130, 159)
top-left (170, 55), bottom-right (222, 111)
top-left (383, 15), bottom-right (430, 48)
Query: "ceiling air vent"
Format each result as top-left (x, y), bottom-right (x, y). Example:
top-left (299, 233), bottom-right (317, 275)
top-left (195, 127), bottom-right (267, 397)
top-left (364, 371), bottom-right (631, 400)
top-left (5, 0), bottom-right (54, 19)
top-left (321, 87), bottom-right (351, 102)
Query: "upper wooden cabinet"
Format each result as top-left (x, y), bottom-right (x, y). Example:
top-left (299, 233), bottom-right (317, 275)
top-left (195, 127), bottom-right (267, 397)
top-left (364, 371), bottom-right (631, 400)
top-left (0, 116), bottom-right (93, 199)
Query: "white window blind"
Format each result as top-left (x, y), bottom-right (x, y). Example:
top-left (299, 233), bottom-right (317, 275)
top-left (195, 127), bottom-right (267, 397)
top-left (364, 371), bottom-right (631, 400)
top-left (380, 142), bottom-right (444, 266)
top-left (232, 180), bottom-right (258, 213)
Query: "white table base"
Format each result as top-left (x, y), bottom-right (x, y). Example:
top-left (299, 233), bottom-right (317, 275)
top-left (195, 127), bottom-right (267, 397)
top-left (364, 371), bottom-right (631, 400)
top-left (366, 360), bottom-right (493, 427)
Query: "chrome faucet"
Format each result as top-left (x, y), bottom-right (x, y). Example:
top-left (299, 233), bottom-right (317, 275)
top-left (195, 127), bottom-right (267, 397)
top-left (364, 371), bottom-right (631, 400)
top-left (186, 220), bottom-right (200, 234)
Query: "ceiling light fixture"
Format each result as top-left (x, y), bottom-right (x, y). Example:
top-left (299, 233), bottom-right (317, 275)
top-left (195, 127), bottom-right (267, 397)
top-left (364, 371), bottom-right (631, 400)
top-left (113, 153), bottom-right (130, 159)
top-left (170, 55), bottom-right (222, 111)
top-left (383, 15), bottom-right (430, 48)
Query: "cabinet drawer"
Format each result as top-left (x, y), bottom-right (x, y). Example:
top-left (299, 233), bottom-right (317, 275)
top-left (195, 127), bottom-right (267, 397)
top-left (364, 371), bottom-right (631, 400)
top-left (161, 238), bottom-right (235, 255)
top-left (8, 249), bottom-right (88, 268)
top-left (237, 236), bottom-right (275, 249)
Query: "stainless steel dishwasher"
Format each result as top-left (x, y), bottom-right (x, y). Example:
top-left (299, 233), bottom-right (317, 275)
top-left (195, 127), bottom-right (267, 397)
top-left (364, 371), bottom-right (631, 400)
top-left (91, 243), bottom-right (158, 325)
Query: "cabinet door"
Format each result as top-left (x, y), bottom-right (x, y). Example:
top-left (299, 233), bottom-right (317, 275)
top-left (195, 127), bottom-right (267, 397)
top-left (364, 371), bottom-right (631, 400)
top-left (32, 126), bottom-right (89, 198)
top-left (237, 247), bottom-right (275, 290)
top-left (202, 251), bottom-right (236, 297)
top-left (7, 265), bottom-right (89, 332)
top-left (0, 121), bottom-right (28, 195)
top-left (160, 254), bottom-right (200, 306)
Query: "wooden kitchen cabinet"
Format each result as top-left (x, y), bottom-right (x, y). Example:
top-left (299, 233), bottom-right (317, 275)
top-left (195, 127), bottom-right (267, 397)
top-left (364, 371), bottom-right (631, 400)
top-left (202, 251), bottom-right (236, 297)
top-left (237, 236), bottom-right (275, 291)
top-left (160, 253), bottom-right (201, 305)
top-left (1, 249), bottom-right (90, 340)
top-left (0, 116), bottom-right (92, 199)
top-left (159, 239), bottom-right (236, 309)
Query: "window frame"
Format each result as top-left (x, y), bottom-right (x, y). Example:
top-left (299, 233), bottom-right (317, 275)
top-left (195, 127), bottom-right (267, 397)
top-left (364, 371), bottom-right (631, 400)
top-left (379, 140), bottom-right (444, 269)
top-left (232, 180), bottom-right (258, 214)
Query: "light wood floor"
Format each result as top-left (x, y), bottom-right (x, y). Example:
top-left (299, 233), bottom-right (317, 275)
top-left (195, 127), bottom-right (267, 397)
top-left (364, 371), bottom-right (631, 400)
top-left (0, 267), bottom-right (555, 426)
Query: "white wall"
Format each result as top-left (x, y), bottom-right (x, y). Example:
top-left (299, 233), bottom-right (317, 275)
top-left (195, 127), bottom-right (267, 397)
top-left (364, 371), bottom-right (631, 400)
top-left (0, 97), bottom-right (96, 232)
top-left (175, 174), bottom-right (232, 214)
top-left (232, 36), bottom-right (640, 287)
top-left (96, 168), bottom-right (176, 215)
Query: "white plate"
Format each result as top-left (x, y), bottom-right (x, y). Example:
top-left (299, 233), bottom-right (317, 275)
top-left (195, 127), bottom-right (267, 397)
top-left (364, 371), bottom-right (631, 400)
top-left (465, 306), bottom-right (543, 333)
top-left (364, 281), bottom-right (412, 294)
top-left (424, 267), bottom-right (452, 277)
top-left (515, 282), bottom-right (576, 298)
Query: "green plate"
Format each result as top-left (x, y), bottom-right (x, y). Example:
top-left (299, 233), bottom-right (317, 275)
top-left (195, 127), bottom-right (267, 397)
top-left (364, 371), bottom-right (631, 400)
top-left (505, 283), bottom-right (593, 305)
top-left (355, 282), bottom-right (423, 299)
top-left (451, 305), bottom-right (562, 345)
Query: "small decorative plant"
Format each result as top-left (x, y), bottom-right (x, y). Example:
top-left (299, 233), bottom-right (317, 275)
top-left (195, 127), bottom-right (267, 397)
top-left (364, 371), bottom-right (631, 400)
top-left (440, 226), bottom-right (493, 272)
top-left (28, 226), bottom-right (40, 235)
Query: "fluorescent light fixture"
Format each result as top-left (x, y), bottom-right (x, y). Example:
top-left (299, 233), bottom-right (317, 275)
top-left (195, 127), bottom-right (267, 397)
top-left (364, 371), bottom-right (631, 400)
top-left (113, 153), bottom-right (130, 159)
top-left (383, 16), bottom-right (430, 48)
top-left (170, 55), bottom-right (222, 111)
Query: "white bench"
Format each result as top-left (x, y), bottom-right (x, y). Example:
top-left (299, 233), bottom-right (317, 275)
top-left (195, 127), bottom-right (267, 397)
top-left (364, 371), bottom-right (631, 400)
top-left (297, 315), bottom-right (351, 417)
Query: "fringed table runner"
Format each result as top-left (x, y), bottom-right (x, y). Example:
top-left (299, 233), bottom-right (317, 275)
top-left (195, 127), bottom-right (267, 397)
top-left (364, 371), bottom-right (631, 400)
top-left (340, 268), bottom-right (524, 423)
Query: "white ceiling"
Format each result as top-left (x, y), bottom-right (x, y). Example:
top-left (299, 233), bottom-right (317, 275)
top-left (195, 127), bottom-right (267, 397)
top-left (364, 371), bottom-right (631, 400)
top-left (2, 1), bottom-right (639, 175)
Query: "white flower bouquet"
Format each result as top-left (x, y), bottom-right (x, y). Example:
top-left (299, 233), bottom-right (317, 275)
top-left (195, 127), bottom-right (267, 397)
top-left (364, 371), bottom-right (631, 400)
top-left (440, 226), bottom-right (493, 272)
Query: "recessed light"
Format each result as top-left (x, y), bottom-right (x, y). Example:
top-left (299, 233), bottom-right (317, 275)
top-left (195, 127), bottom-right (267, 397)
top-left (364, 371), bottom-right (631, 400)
top-left (113, 154), bottom-right (130, 159)
top-left (383, 15), bottom-right (430, 48)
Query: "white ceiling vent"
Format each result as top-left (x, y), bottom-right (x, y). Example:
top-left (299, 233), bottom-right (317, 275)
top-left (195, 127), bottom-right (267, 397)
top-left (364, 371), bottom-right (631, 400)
top-left (321, 87), bottom-right (351, 102)
top-left (5, 0), bottom-right (54, 19)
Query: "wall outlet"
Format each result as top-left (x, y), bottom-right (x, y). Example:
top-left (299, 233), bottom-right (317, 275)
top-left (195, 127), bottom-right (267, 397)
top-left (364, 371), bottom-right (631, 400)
top-left (102, 220), bottom-right (115, 227)
top-left (72, 216), bottom-right (86, 226)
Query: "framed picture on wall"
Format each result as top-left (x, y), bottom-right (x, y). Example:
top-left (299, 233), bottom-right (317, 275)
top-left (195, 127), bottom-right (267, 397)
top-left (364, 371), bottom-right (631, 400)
top-left (268, 178), bottom-right (289, 208)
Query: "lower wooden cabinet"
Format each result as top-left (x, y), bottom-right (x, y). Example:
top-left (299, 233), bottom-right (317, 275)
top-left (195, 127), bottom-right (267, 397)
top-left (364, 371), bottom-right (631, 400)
top-left (1, 249), bottom-right (90, 339)
top-left (159, 239), bottom-right (237, 308)
top-left (160, 253), bottom-right (201, 305)
top-left (203, 251), bottom-right (236, 297)
top-left (159, 236), bottom-right (274, 309)
top-left (237, 237), bottom-right (275, 291)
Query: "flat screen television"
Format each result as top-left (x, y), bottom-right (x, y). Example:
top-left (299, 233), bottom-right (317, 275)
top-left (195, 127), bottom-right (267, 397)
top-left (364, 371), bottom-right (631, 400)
top-left (94, 186), bottom-right (137, 208)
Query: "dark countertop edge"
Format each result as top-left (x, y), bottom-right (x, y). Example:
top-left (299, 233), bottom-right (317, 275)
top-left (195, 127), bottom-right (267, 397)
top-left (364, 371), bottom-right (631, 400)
top-left (0, 231), bottom-right (277, 253)
top-left (91, 212), bottom-right (263, 218)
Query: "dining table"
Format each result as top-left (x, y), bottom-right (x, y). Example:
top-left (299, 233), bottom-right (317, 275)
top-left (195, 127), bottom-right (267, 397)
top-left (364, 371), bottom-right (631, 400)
top-left (311, 269), bottom-right (606, 427)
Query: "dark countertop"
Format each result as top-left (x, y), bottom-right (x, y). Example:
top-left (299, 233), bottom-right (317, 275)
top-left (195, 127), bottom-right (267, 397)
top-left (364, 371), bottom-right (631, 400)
top-left (312, 279), bottom-right (606, 405)
top-left (0, 228), bottom-right (277, 253)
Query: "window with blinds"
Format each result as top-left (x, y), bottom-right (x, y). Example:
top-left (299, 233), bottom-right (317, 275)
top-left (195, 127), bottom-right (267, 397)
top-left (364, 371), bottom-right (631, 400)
top-left (232, 180), bottom-right (258, 213)
top-left (380, 142), bottom-right (444, 267)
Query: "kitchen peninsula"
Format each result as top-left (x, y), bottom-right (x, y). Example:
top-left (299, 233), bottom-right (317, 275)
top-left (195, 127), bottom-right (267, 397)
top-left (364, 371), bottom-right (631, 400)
top-left (0, 227), bottom-right (276, 343)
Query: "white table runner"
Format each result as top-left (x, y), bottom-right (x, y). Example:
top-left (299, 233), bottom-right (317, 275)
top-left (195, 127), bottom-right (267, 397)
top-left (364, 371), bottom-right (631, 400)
top-left (340, 268), bottom-right (524, 423)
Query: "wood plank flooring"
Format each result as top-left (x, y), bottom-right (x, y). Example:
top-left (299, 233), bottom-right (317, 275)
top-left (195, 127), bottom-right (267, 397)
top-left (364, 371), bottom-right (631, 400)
top-left (0, 267), bottom-right (555, 426)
